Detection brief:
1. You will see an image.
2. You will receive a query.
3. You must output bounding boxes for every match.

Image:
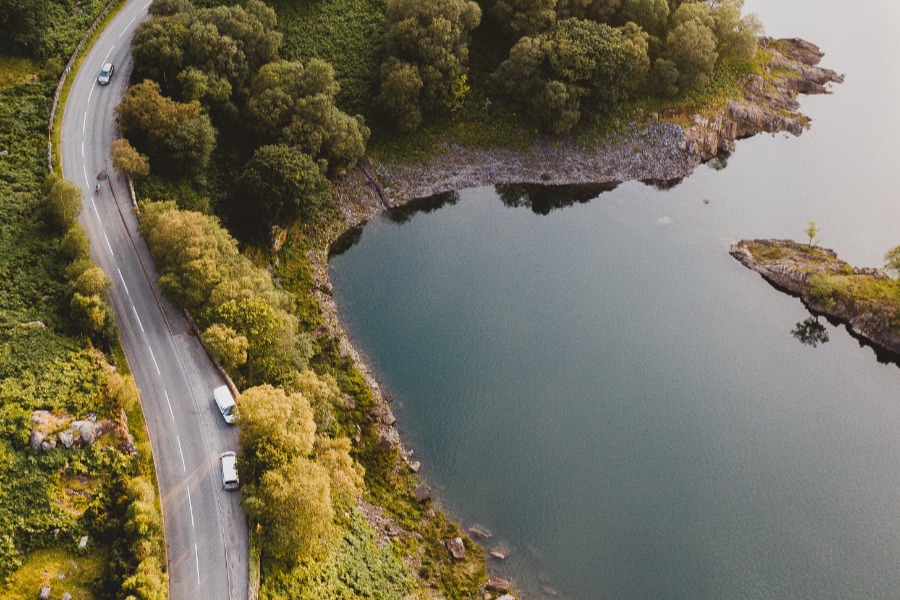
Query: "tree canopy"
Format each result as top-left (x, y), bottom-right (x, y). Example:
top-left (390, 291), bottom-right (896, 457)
top-left (493, 18), bottom-right (647, 133)
top-left (376, 0), bottom-right (482, 130)
top-left (115, 80), bottom-right (216, 178)
top-left (246, 60), bottom-right (368, 169)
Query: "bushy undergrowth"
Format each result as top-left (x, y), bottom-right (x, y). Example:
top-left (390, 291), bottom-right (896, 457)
top-left (259, 506), bottom-right (413, 600)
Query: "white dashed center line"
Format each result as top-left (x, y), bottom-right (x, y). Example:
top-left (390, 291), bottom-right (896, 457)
top-left (186, 486), bottom-right (195, 530)
top-left (131, 305), bottom-right (144, 332)
top-left (117, 268), bottom-right (130, 295)
top-left (148, 345), bottom-right (161, 375)
top-left (164, 389), bottom-right (175, 422)
top-left (177, 435), bottom-right (186, 472)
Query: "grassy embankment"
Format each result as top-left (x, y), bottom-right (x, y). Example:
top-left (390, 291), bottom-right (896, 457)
top-left (0, 2), bottom-right (166, 597)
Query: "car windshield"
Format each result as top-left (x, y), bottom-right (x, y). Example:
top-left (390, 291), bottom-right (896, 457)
top-left (100, 69), bottom-right (110, 77)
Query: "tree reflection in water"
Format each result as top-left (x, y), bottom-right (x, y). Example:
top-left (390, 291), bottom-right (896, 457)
top-left (791, 316), bottom-right (830, 348)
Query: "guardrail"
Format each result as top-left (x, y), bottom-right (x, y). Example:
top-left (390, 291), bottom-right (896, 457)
top-left (46, 0), bottom-right (121, 173)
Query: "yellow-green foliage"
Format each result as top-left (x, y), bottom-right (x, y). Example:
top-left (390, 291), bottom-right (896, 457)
top-left (139, 201), bottom-right (311, 388)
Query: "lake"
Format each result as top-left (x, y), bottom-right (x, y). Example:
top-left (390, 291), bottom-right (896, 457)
top-left (329, 1), bottom-right (900, 598)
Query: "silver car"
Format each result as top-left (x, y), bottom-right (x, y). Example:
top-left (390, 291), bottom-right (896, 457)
top-left (97, 63), bottom-right (114, 85)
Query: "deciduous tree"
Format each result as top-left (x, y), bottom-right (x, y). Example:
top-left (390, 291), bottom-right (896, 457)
top-left (243, 456), bottom-right (336, 563)
top-left (237, 384), bottom-right (316, 481)
top-left (111, 139), bottom-right (150, 178)
top-left (236, 144), bottom-right (331, 231)
top-left (247, 60), bottom-right (368, 169)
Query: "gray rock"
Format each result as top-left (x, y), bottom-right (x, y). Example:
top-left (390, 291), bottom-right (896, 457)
top-left (413, 484), bottom-right (432, 503)
top-left (447, 536), bottom-right (466, 560)
top-left (497, 595), bottom-right (516, 600)
top-left (30, 430), bottom-right (45, 451)
top-left (381, 407), bottom-right (396, 426)
top-left (78, 535), bottom-right (88, 549)
top-left (58, 429), bottom-right (75, 449)
top-left (486, 577), bottom-right (511, 593)
top-left (41, 438), bottom-right (56, 452)
top-left (490, 546), bottom-right (510, 560)
top-left (378, 434), bottom-right (393, 453)
top-left (468, 525), bottom-right (491, 539)
top-left (409, 460), bottom-right (421, 473)
top-left (38, 586), bottom-right (51, 600)
top-left (62, 594), bottom-right (72, 600)
top-left (72, 421), bottom-right (96, 445)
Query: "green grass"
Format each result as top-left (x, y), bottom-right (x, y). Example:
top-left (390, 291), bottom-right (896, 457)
top-left (2, 546), bottom-right (108, 600)
top-left (0, 57), bottom-right (44, 90)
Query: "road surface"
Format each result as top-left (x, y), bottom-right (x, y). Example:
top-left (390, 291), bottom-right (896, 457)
top-left (59, 2), bottom-right (249, 598)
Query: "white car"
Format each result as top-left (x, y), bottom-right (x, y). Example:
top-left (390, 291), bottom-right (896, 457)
top-left (221, 452), bottom-right (239, 490)
top-left (97, 63), bottom-right (114, 85)
top-left (213, 385), bottom-right (237, 424)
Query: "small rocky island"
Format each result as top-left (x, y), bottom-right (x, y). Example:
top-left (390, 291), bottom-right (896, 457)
top-left (731, 240), bottom-right (900, 356)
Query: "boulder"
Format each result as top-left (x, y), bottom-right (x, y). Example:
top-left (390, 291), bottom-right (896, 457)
top-left (447, 536), bottom-right (466, 560)
top-left (413, 484), bottom-right (432, 503)
top-left (38, 586), bottom-right (51, 600)
top-left (409, 460), bottom-right (421, 473)
top-left (78, 536), bottom-right (88, 549)
top-left (486, 578), bottom-right (511, 593)
top-left (490, 546), bottom-right (510, 560)
top-left (72, 421), bottom-right (96, 445)
top-left (30, 430), bottom-right (45, 451)
top-left (378, 434), bottom-right (394, 453)
top-left (62, 594), bottom-right (72, 600)
top-left (41, 438), bottom-right (56, 452)
top-left (58, 429), bottom-right (75, 450)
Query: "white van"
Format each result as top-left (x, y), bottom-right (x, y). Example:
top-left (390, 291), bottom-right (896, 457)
top-left (213, 385), bottom-right (237, 424)
top-left (221, 451), bottom-right (239, 490)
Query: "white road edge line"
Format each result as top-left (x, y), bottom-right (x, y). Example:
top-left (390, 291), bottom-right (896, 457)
top-left (164, 389), bottom-right (175, 422)
top-left (148, 345), bottom-right (161, 375)
top-left (144, 1), bottom-right (152, 8)
top-left (131, 304), bottom-right (145, 333)
top-left (194, 543), bottom-right (201, 585)
top-left (117, 267), bottom-right (130, 295)
top-left (103, 45), bottom-right (116, 62)
top-left (87, 85), bottom-right (93, 105)
top-left (177, 435), bottom-right (187, 472)
top-left (186, 486), bottom-right (195, 529)
top-left (103, 231), bottom-right (113, 254)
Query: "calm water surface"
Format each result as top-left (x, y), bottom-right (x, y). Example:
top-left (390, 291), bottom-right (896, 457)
top-left (330, 1), bottom-right (900, 598)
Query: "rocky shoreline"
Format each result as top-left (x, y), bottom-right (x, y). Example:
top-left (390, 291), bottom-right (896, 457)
top-left (330, 37), bottom-right (843, 230)
top-left (730, 239), bottom-right (900, 357)
top-left (306, 37), bottom-right (844, 598)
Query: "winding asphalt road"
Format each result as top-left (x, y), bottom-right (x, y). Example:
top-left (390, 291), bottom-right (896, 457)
top-left (59, 2), bottom-right (249, 598)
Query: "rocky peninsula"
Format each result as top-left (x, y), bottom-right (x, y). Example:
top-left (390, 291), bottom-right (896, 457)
top-left (730, 239), bottom-right (900, 357)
